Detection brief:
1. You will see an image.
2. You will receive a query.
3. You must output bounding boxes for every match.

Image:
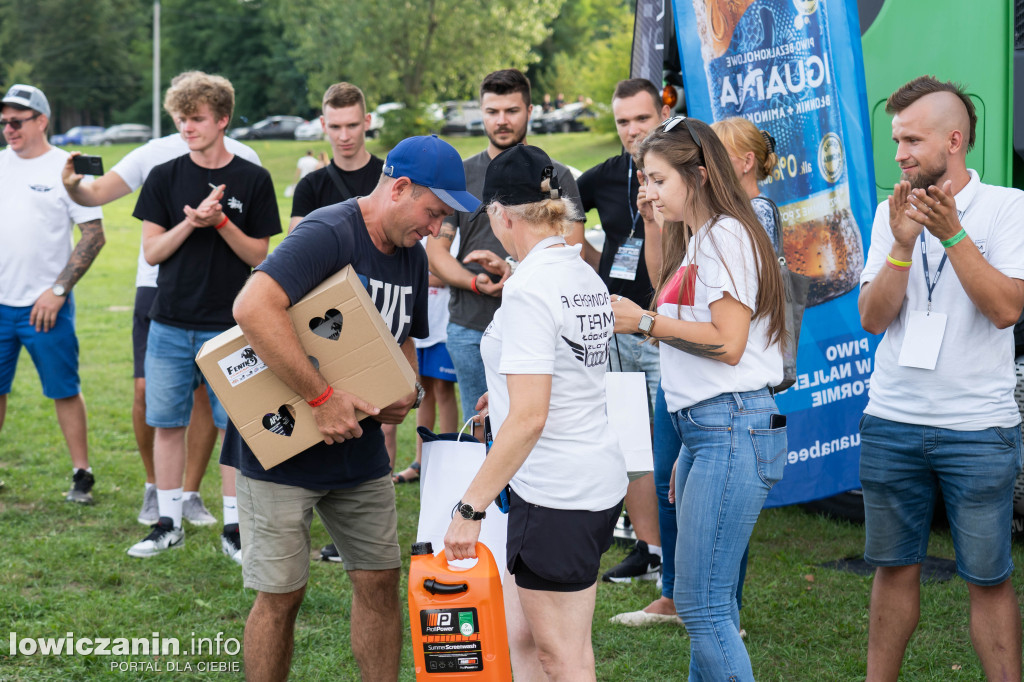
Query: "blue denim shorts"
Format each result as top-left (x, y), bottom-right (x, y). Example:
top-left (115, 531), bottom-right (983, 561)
top-left (0, 295), bottom-right (80, 399)
top-left (446, 322), bottom-right (486, 419)
top-left (859, 414), bottom-right (1022, 585)
top-left (144, 320), bottom-right (228, 429)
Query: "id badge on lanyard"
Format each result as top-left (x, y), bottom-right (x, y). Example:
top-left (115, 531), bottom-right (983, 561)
top-left (611, 160), bottom-right (644, 281)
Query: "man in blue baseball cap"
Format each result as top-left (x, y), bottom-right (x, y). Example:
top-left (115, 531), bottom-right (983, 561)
top-left (222, 135), bottom-right (478, 680)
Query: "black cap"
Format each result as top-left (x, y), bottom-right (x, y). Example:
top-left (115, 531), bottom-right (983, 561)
top-left (471, 144), bottom-right (560, 219)
top-left (411, 542), bottom-right (433, 556)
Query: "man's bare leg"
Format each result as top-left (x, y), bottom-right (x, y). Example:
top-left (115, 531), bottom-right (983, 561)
top-left (132, 378), bottom-right (155, 483)
top-left (866, 564), bottom-right (921, 682)
top-left (54, 393), bottom-right (89, 470)
top-left (349, 568), bottom-right (402, 681)
top-left (244, 588), bottom-right (305, 682)
top-left (967, 578), bottom-right (1021, 682)
top-left (183, 386), bottom-right (218, 492)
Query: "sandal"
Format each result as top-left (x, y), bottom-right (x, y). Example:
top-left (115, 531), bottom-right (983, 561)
top-left (392, 461), bottom-right (420, 484)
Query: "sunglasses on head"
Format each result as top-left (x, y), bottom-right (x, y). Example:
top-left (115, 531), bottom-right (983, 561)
top-left (660, 115), bottom-right (705, 163)
top-left (0, 112), bottom-right (42, 130)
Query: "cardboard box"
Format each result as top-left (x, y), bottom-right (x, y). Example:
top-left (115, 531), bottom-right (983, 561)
top-left (196, 265), bottom-right (417, 469)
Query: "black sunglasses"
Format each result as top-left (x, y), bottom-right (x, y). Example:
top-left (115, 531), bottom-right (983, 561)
top-left (660, 115), bottom-right (705, 164)
top-left (0, 112), bottom-right (42, 130)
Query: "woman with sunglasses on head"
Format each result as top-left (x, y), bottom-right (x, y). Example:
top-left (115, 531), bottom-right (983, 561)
top-left (445, 145), bottom-right (627, 681)
top-left (612, 116), bottom-right (787, 681)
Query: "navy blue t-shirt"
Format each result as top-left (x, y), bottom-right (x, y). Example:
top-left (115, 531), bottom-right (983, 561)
top-left (220, 199), bottom-right (429, 488)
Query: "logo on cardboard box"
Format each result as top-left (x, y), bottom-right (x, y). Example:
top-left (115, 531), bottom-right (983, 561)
top-left (217, 346), bottom-right (267, 386)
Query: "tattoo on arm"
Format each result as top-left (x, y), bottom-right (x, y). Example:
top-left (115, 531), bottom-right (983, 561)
top-left (56, 219), bottom-right (106, 289)
top-left (434, 224), bottom-right (456, 244)
top-left (650, 334), bottom-right (726, 359)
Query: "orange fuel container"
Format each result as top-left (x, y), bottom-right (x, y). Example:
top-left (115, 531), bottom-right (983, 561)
top-left (408, 541), bottom-right (511, 681)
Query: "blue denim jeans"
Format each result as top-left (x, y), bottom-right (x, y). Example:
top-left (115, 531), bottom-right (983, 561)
top-left (860, 414), bottom-right (1021, 585)
top-left (653, 383), bottom-right (679, 600)
top-left (446, 322), bottom-right (488, 420)
top-left (672, 388), bottom-right (786, 682)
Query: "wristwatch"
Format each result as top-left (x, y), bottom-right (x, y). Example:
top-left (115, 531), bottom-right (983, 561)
top-left (455, 501), bottom-right (486, 521)
top-left (412, 382), bottom-right (425, 409)
top-left (638, 312), bottom-right (657, 336)
top-left (51, 284), bottom-right (67, 297)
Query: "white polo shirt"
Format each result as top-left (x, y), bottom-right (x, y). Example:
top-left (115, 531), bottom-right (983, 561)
top-left (861, 170), bottom-right (1024, 429)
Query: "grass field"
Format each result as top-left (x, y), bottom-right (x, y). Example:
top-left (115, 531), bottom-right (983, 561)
top-left (1, 133), bottom-right (1021, 680)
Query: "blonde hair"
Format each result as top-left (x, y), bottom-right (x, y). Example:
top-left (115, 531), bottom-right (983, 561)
top-left (164, 71), bottom-right (234, 122)
top-left (488, 178), bottom-right (580, 237)
top-left (711, 117), bottom-right (777, 181)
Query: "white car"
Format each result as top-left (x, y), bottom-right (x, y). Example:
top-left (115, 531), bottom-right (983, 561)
top-left (294, 120), bottom-right (323, 141)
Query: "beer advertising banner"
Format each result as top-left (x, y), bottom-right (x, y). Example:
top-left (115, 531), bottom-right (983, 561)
top-left (673, 0), bottom-right (878, 505)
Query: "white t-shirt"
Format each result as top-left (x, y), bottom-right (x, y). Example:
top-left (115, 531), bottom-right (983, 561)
top-left (861, 170), bottom-right (1024, 430)
top-left (296, 154), bottom-right (319, 179)
top-left (112, 133), bottom-right (261, 288)
top-left (0, 147), bottom-right (104, 307)
top-left (480, 242), bottom-right (627, 511)
top-left (657, 216), bottom-right (783, 412)
top-left (414, 234), bottom-right (459, 349)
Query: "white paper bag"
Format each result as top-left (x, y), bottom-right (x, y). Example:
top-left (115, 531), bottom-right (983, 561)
top-left (606, 372), bottom-right (654, 480)
top-left (416, 421), bottom-right (508, 576)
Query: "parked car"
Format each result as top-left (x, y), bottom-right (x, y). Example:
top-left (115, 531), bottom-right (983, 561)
top-left (440, 101), bottom-right (482, 136)
top-left (293, 119), bottom-right (323, 141)
top-left (50, 126), bottom-right (105, 147)
top-left (230, 115), bottom-right (305, 140)
top-left (99, 124), bottom-right (153, 145)
top-left (531, 102), bottom-right (594, 134)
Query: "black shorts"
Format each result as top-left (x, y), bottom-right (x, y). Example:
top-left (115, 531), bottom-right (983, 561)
top-left (132, 286), bottom-right (157, 379)
top-left (505, 488), bottom-right (623, 592)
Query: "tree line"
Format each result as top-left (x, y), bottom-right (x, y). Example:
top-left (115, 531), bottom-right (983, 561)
top-left (0, 0), bottom-right (635, 134)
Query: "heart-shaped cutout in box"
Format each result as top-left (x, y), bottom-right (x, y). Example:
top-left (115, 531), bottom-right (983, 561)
top-left (309, 309), bottom-right (343, 340)
top-left (262, 404), bottom-right (296, 437)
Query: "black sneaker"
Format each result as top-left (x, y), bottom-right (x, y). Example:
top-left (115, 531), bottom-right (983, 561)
top-left (127, 517), bottom-right (184, 557)
top-left (221, 524), bottom-right (242, 565)
top-left (66, 469), bottom-right (95, 504)
top-left (320, 543), bottom-right (342, 562)
top-left (602, 540), bottom-right (662, 583)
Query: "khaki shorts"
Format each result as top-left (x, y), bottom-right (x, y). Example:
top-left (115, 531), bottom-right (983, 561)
top-left (236, 472), bottom-right (401, 593)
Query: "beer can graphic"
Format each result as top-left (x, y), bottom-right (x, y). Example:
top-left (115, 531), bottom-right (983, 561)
top-left (691, 0), bottom-right (863, 306)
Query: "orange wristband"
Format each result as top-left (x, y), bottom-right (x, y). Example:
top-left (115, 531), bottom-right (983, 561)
top-left (215, 215), bottom-right (229, 230)
top-left (470, 277), bottom-right (481, 295)
top-left (307, 385), bottom-right (333, 407)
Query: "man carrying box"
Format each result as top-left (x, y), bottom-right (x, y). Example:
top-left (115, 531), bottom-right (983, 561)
top-left (225, 135), bottom-right (479, 681)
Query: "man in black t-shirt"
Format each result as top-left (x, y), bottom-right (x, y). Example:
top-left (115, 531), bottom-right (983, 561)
top-left (577, 79), bottom-right (674, 610)
top-left (289, 82), bottom-right (384, 232)
top-left (126, 72), bottom-right (281, 562)
top-left (226, 135), bottom-right (478, 680)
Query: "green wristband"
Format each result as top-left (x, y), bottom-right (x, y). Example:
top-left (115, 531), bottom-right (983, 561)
top-left (940, 228), bottom-right (967, 249)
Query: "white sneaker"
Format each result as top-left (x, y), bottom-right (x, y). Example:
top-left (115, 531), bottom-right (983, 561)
top-left (137, 486), bottom-right (159, 525)
top-left (182, 494), bottom-right (217, 526)
top-left (609, 610), bottom-right (683, 627)
top-left (127, 521), bottom-right (184, 557)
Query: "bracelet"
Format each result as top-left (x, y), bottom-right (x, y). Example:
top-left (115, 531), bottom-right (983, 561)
top-left (940, 228), bottom-right (967, 249)
top-left (885, 254), bottom-right (911, 270)
top-left (307, 385), bottom-right (333, 407)
top-left (470, 277), bottom-right (481, 295)
top-left (215, 215), bottom-right (229, 230)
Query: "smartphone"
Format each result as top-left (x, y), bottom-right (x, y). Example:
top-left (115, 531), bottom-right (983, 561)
top-left (770, 413), bottom-right (786, 429)
top-left (73, 154), bottom-right (104, 176)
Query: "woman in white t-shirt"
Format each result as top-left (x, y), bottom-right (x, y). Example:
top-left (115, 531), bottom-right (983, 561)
top-left (445, 145), bottom-right (627, 680)
top-left (612, 117), bottom-right (787, 682)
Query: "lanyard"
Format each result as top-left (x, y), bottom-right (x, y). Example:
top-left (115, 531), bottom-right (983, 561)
top-left (625, 159), bottom-right (641, 238)
top-left (918, 207), bottom-right (965, 313)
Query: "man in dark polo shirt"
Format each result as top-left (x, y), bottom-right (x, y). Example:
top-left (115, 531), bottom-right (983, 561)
top-left (578, 78), bottom-right (673, 608)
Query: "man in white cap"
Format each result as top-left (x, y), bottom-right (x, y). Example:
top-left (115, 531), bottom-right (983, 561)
top-left (0, 84), bottom-right (105, 503)
top-left (225, 135), bottom-right (478, 681)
